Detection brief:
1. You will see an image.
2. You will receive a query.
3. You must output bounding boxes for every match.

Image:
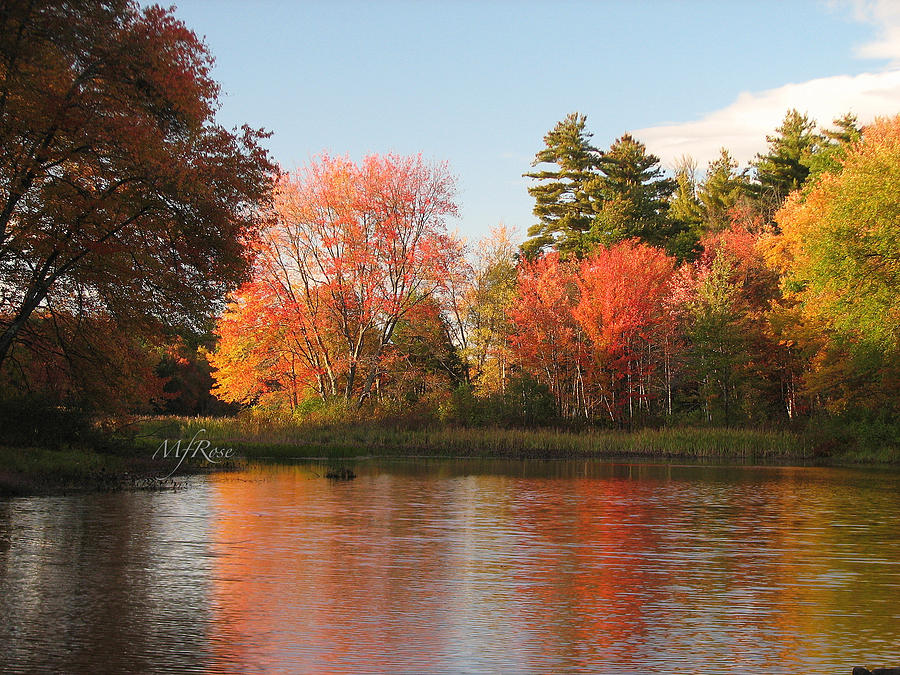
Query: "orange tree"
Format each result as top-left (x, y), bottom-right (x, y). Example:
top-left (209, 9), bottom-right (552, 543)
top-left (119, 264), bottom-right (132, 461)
top-left (211, 154), bottom-right (462, 410)
top-left (768, 115), bottom-right (900, 415)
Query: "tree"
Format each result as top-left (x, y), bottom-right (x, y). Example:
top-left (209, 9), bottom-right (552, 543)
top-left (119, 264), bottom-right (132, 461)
top-left (0, 1), bottom-right (274, 398)
top-left (212, 154), bottom-right (463, 410)
top-left (587, 133), bottom-right (677, 250)
top-left (698, 148), bottom-right (749, 233)
top-left (459, 225), bottom-right (518, 394)
top-left (773, 115), bottom-right (900, 354)
top-left (751, 109), bottom-right (819, 215)
top-left (805, 112), bottom-right (862, 184)
top-left (667, 157), bottom-right (704, 260)
top-left (574, 240), bottom-right (676, 422)
top-left (522, 113), bottom-right (603, 258)
top-left (379, 297), bottom-right (466, 405)
top-left (669, 157), bottom-right (702, 225)
top-left (682, 251), bottom-right (749, 425)
top-left (509, 253), bottom-right (587, 418)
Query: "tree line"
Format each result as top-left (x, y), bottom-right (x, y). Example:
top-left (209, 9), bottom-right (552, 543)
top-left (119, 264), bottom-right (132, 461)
top-left (1, 1), bottom-right (896, 438)
top-left (211, 110), bottom-right (898, 430)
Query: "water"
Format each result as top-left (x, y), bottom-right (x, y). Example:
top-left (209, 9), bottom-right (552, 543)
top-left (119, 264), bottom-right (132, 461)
top-left (1, 460), bottom-right (898, 673)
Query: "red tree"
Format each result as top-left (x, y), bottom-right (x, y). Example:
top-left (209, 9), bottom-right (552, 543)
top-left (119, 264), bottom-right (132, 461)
top-left (213, 154), bottom-right (462, 409)
top-left (0, 1), bottom-right (274, 407)
top-left (509, 253), bottom-right (589, 418)
top-left (574, 240), bottom-right (676, 421)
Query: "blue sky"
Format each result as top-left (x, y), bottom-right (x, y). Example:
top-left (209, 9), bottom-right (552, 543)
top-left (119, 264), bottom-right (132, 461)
top-left (170, 0), bottom-right (899, 242)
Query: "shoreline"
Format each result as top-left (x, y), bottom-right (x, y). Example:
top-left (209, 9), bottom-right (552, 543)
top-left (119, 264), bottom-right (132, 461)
top-left (2, 424), bottom-right (896, 496)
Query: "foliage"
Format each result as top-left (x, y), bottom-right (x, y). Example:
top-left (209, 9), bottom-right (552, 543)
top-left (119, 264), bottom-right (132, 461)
top-left (154, 336), bottom-right (234, 416)
top-left (522, 113), bottom-right (603, 258)
top-left (805, 113), bottom-right (862, 184)
top-left (509, 252), bottom-right (586, 418)
top-left (587, 134), bottom-right (677, 250)
top-left (698, 148), bottom-right (750, 233)
top-left (751, 109), bottom-right (819, 216)
top-left (681, 251), bottom-right (749, 425)
top-left (211, 154), bottom-right (463, 410)
top-left (523, 116), bottom-right (678, 258)
top-left (667, 157), bottom-right (704, 260)
top-left (0, 0), bottom-right (275, 410)
top-left (574, 240), bottom-right (676, 423)
top-left (774, 115), bottom-right (900, 352)
top-left (455, 225), bottom-right (518, 394)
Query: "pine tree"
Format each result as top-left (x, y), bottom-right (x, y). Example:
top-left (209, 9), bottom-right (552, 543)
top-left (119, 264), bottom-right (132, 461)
top-left (669, 157), bottom-right (702, 225)
top-left (699, 148), bottom-right (749, 233)
top-left (587, 133), bottom-right (677, 249)
top-left (522, 113), bottom-right (603, 258)
top-left (667, 157), bottom-right (704, 260)
top-left (806, 112), bottom-right (862, 184)
top-left (752, 109), bottom-right (820, 213)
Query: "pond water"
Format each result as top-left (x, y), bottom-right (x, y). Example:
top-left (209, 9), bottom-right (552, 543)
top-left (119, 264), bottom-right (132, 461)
top-left (1, 460), bottom-right (899, 673)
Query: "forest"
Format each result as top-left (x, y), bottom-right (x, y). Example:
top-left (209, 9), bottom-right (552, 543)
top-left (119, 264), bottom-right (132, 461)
top-left (206, 110), bottom-right (899, 446)
top-left (1, 1), bottom-right (898, 460)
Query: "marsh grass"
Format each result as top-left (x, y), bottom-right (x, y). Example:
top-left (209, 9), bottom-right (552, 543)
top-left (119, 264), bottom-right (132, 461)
top-left (139, 416), bottom-right (815, 461)
top-left (4, 415), bottom-right (894, 496)
top-left (0, 441), bottom-right (222, 496)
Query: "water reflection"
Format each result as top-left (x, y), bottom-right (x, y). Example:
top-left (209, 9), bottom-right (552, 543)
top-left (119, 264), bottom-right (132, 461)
top-left (1, 460), bottom-right (899, 673)
top-left (0, 490), bottom-right (216, 673)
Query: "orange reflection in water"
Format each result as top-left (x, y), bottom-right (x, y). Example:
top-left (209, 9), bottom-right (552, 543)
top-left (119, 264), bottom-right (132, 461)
top-left (206, 464), bottom-right (466, 672)
top-left (200, 461), bottom-right (900, 673)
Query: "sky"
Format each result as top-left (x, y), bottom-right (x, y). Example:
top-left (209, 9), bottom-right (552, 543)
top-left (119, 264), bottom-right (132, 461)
top-left (168, 0), bottom-right (900, 242)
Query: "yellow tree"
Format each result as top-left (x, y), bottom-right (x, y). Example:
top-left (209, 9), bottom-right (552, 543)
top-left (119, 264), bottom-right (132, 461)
top-left (461, 225), bottom-right (518, 395)
top-left (766, 115), bottom-right (900, 414)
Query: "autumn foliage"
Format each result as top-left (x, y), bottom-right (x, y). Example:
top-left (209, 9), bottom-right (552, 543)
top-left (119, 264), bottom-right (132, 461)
top-left (0, 0), bottom-right (274, 410)
top-left (508, 242), bottom-right (676, 424)
top-left (211, 154), bottom-right (463, 410)
top-left (208, 110), bottom-right (900, 431)
top-left (6, 6), bottom-right (894, 444)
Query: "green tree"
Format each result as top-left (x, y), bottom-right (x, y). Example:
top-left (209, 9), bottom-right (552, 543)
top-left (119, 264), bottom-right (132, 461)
top-left (752, 109), bottom-right (820, 216)
top-left (587, 133), bottom-right (677, 250)
top-left (699, 148), bottom-right (749, 233)
top-left (685, 252), bottom-right (748, 425)
top-left (806, 112), bottom-right (862, 184)
top-left (774, 114), bottom-right (900, 354)
top-left (667, 157), bottom-right (703, 260)
top-left (522, 113), bottom-right (603, 258)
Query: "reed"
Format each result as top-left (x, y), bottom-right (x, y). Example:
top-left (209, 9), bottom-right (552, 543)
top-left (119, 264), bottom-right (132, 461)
top-left (140, 416), bottom-right (814, 461)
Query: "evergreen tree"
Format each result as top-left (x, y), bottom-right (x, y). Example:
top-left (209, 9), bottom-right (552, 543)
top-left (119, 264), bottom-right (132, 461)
top-left (806, 112), bottom-right (862, 184)
top-left (699, 148), bottom-right (749, 233)
top-left (752, 109), bottom-right (820, 214)
top-left (667, 157), bottom-right (704, 260)
top-left (587, 133), bottom-right (677, 249)
top-left (522, 113), bottom-right (603, 258)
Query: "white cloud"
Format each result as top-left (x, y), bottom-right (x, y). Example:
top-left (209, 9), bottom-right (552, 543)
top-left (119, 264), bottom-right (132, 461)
top-left (634, 1), bottom-right (900, 171)
top-left (635, 70), bottom-right (900, 170)
top-left (849, 0), bottom-right (900, 62)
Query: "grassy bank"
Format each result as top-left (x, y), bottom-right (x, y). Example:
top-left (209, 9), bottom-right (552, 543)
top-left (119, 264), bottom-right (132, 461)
top-left (140, 416), bottom-right (825, 462)
top-left (0, 443), bottom-right (233, 497)
top-left (3, 417), bottom-right (896, 496)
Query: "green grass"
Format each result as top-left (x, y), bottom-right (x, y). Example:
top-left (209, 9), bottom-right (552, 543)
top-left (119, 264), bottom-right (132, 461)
top-left (138, 416), bottom-right (817, 462)
top-left (0, 440), bottom-right (233, 496)
top-left (4, 416), bottom-right (893, 496)
top-left (0, 445), bottom-right (123, 495)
